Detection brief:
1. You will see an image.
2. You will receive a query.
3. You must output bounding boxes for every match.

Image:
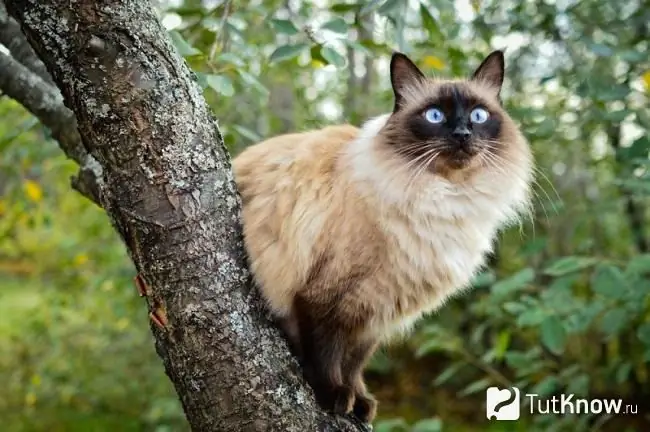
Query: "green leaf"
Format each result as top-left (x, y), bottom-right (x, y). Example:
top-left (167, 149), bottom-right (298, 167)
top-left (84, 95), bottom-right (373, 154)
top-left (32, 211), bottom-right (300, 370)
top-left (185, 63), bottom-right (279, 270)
top-left (620, 49), bottom-right (646, 63)
top-left (637, 323), bottom-right (650, 346)
top-left (458, 377), bottom-right (492, 396)
top-left (600, 307), bottom-right (629, 337)
top-left (419, 3), bottom-right (443, 39)
top-left (494, 330), bottom-right (511, 359)
top-left (205, 74), bottom-right (234, 97)
top-left (168, 31), bottom-right (201, 57)
top-left (320, 17), bottom-right (348, 34)
top-left (270, 19), bottom-right (299, 35)
top-left (269, 43), bottom-right (309, 63)
top-left (374, 419), bottom-right (409, 432)
top-left (504, 352), bottom-right (530, 369)
top-left (502, 301), bottom-right (527, 314)
top-left (566, 374), bottom-right (590, 396)
top-left (193, 71), bottom-right (209, 90)
top-left (543, 256), bottom-right (597, 277)
top-left (236, 70), bottom-right (269, 97)
top-left (232, 125), bottom-right (262, 143)
top-left (433, 363), bottom-right (464, 386)
top-left (413, 418), bottom-right (443, 432)
top-left (366, 349), bottom-right (393, 374)
top-left (531, 376), bottom-right (559, 397)
top-left (605, 109), bottom-right (629, 122)
top-left (540, 317), bottom-right (566, 355)
top-left (415, 339), bottom-right (443, 357)
top-left (330, 3), bottom-right (361, 13)
top-left (215, 52), bottom-right (245, 67)
top-left (471, 270), bottom-right (496, 288)
top-left (517, 309), bottom-right (546, 327)
top-left (378, 0), bottom-right (402, 15)
top-left (616, 362), bottom-right (632, 384)
top-left (342, 39), bottom-right (372, 56)
top-left (588, 43), bottom-right (613, 57)
top-left (636, 109), bottom-right (650, 128)
top-left (627, 254), bottom-right (650, 276)
top-left (320, 46), bottom-right (347, 68)
top-left (360, 0), bottom-right (384, 15)
top-left (491, 267), bottom-right (535, 296)
top-left (619, 136), bottom-right (650, 161)
top-left (596, 84), bottom-right (630, 101)
top-left (591, 264), bottom-right (627, 299)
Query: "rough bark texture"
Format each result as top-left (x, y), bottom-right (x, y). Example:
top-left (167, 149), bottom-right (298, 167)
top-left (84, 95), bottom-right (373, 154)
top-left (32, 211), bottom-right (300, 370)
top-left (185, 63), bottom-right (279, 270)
top-left (2, 1), bottom-right (370, 431)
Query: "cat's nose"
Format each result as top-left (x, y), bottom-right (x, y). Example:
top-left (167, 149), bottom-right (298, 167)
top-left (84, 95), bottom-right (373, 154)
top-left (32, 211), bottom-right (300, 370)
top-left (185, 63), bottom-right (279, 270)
top-left (452, 125), bottom-right (471, 141)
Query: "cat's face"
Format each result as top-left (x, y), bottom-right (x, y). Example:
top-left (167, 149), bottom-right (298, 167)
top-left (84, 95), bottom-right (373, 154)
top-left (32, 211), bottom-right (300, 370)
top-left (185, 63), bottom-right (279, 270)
top-left (380, 51), bottom-right (526, 175)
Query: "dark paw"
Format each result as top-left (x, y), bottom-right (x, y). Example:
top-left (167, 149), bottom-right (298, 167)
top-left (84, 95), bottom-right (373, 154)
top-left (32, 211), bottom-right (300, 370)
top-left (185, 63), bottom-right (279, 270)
top-left (353, 393), bottom-right (377, 424)
top-left (332, 385), bottom-right (355, 414)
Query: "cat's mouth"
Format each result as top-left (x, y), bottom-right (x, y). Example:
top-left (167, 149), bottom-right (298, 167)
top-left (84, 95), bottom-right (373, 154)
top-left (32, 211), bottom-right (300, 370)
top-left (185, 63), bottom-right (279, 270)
top-left (440, 145), bottom-right (479, 169)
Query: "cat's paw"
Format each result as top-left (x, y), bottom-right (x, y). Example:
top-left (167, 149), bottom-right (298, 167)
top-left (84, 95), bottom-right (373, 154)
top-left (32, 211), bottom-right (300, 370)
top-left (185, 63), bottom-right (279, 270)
top-left (353, 392), bottom-right (377, 424)
top-left (332, 385), bottom-right (355, 414)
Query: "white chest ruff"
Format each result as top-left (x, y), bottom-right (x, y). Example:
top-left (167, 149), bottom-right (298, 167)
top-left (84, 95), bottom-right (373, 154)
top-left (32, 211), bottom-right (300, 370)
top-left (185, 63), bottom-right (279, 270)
top-left (347, 113), bottom-right (531, 341)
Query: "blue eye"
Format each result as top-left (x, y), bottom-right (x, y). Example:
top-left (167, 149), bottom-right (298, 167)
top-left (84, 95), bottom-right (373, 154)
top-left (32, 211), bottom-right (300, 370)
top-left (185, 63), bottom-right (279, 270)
top-left (470, 107), bottom-right (490, 124)
top-left (424, 108), bottom-right (445, 124)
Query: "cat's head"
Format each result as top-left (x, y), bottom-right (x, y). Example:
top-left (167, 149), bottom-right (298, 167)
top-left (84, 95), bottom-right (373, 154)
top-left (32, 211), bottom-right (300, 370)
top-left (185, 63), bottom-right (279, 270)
top-left (379, 50), bottom-right (531, 179)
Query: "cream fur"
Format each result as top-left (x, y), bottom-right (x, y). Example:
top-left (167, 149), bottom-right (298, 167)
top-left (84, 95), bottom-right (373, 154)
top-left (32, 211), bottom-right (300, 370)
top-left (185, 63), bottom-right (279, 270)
top-left (233, 93), bottom-right (533, 344)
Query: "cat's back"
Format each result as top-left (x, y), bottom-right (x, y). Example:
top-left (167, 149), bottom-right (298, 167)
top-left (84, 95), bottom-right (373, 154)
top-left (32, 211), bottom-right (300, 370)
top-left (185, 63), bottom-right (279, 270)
top-left (232, 124), bottom-right (361, 315)
top-left (233, 124), bottom-right (359, 190)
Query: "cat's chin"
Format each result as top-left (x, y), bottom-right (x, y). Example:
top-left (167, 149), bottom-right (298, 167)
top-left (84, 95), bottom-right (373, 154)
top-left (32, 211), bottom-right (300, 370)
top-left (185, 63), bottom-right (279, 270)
top-left (435, 149), bottom-right (478, 171)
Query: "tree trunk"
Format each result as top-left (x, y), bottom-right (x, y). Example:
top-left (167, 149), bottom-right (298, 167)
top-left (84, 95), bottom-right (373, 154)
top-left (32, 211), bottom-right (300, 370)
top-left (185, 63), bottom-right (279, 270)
top-left (2, 1), bottom-right (369, 431)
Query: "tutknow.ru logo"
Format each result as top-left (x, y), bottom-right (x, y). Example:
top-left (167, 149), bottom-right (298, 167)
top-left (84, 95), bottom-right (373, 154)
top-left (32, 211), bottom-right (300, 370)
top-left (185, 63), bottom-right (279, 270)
top-left (486, 386), bottom-right (638, 420)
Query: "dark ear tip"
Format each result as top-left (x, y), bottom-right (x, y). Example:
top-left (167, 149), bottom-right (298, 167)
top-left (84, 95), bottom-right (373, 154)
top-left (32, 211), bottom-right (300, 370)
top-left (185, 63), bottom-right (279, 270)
top-left (491, 49), bottom-right (506, 64)
top-left (390, 51), bottom-right (407, 63)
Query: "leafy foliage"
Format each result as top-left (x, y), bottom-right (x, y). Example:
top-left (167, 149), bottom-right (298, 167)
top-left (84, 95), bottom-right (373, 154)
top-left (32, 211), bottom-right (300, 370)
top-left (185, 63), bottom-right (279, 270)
top-left (1, 0), bottom-right (649, 430)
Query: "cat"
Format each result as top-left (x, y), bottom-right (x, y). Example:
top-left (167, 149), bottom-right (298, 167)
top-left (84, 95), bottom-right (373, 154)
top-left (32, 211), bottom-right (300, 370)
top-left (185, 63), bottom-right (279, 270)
top-left (231, 50), bottom-right (533, 423)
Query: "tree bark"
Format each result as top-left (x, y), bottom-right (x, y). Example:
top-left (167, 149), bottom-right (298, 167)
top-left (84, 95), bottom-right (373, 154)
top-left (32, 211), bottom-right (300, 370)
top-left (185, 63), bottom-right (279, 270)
top-left (2, 1), bottom-right (370, 431)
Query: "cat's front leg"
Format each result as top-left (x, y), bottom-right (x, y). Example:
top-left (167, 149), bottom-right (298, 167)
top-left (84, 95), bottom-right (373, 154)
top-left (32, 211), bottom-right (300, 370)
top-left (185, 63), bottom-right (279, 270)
top-left (344, 337), bottom-right (380, 423)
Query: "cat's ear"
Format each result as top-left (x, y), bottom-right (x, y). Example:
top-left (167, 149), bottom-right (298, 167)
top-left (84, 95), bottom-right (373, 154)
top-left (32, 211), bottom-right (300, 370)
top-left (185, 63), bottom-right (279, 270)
top-left (471, 50), bottom-right (505, 95)
top-left (390, 52), bottom-right (425, 112)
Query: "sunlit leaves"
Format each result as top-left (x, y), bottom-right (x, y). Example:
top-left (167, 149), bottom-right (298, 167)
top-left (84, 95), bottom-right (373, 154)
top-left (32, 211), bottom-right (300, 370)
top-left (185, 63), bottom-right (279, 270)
top-left (270, 19), bottom-right (299, 36)
top-left (206, 74), bottom-right (234, 97)
top-left (168, 30), bottom-right (201, 57)
top-left (269, 43), bottom-right (309, 63)
top-left (419, 3), bottom-right (443, 39)
top-left (359, 0), bottom-right (385, 16)
top-left (588, 42), bottom-right (614, 57)
top-left (491, 267), bottom-right (535, 296)
top-left (377, 0), bottom-right (402, 15)
top-left (320, 46), bottom-right (347, 68)
top-left (320, 17), bottom-right (348, 34)
top-left (543, 256), bottom-right (598, 276)
top-left (232, 125), bottom-right (262, 143)
top-left (237, 70), bottom-right (269, 97)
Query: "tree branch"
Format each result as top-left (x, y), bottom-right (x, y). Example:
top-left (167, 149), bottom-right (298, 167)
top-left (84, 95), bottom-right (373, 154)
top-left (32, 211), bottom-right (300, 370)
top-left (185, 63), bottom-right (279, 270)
top-left (0, 51), bottom-right (102, 205)
top-left (3, 1), bottom-right (369, 430)
top-left (0, 1), bottom-right (53, 84)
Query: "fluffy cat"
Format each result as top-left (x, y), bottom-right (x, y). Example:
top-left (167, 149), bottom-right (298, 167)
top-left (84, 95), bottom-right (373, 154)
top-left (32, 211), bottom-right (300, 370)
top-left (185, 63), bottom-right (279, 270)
top-left (232, 50), bottom-right (533, 423)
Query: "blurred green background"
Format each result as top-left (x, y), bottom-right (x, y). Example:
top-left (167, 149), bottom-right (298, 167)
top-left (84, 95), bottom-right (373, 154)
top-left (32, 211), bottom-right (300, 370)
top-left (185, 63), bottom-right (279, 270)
top-left (1, 0), bottom-right (649, 431)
